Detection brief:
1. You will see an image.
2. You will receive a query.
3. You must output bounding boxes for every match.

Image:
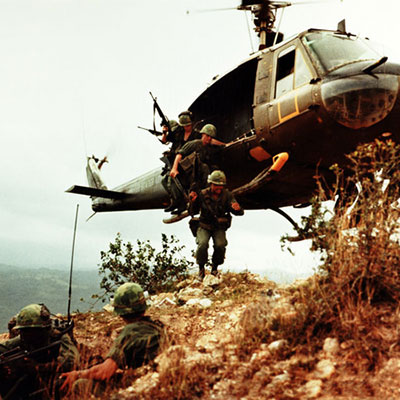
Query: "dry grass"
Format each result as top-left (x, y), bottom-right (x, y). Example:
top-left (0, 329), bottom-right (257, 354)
top-left (45, 141), bottom-right (400, 399)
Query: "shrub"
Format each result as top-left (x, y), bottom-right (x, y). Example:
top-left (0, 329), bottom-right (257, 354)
top-left (281, 140), bottom-right (400, 364)
top-left (98, 233), bottom-right (193, 295)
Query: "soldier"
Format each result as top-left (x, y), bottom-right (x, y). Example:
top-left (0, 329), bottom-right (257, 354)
top-left (0, 303), bottom-right (80, 400)
top-left (169, 123), bottom-right (223, 215)
top-left (161, 111), bottom-right (201, 213)
top-left (60, 282), bottom-right (164, 396)
top-left (189, 170), bottom-right (244, 279)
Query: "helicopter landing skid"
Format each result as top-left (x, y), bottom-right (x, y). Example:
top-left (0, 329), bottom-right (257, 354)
top-left (163, 210), bottom-right (190, 224)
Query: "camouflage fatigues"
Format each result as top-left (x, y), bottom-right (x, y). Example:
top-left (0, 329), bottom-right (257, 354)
top-left (107, 316), bottom-right (163, 369)
top-left (166, 126), bottom-right (201, 157)
top-left (162, 127), bottom-right (201, 206)
top-left (0, 329), bottom-right (80, 399)
top-left (190, 186), bottom-right (244, 270)
top-left (177, 139), bottom-right (222, 192)
top-left (108, 283), bottom-right (163, 369)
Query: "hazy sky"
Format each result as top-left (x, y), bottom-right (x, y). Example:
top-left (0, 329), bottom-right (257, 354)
top-left (1, 0), bottom-right (399, 282)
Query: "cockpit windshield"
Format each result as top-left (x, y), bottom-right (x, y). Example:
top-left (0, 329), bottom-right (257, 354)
top-left (302, 32), bottom-right (381, 74)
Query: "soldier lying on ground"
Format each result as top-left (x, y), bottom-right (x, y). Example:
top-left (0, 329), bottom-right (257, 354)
top-left (0, 303), bottom-right (80, 400)
top-left (60, 282), bottom-right (164, 396)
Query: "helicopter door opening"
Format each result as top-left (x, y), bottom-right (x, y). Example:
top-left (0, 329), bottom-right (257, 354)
top-left (189, 58), bottom-right (258, 142)
top-left (276, 46), bottom-right (296, 98)
top-left (275, 46), bottom-right (313, 98)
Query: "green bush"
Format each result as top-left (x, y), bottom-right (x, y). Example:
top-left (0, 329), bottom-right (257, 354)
top-left (98, 233), bottom-right (193, 295)
top-left (281, 140), bottom-right (400, 364)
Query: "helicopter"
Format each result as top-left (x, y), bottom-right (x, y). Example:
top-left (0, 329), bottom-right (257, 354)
top-left (67, 0), bottom-right (400, 227)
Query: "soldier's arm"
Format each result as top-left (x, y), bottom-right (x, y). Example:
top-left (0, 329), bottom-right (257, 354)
top-left (188, 191), bottom-right (200, 215)
top-left (170, 153), bottom-right (182, 178)
top-left (170, 140), bottom-right (195, 177)
top-left (210, 138), bottom-right (225, 146)
top-left (57, 334), bottom-right (80, 372)
top-left (161, 125), bottom-right (169, 144)
top-left (229, 192), bottom-right (244, 216)
top-left (60, 358), bottom-right (118, 392)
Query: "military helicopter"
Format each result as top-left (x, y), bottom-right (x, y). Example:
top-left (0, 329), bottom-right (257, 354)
top-left (67, 0), bottom-right (400, 226)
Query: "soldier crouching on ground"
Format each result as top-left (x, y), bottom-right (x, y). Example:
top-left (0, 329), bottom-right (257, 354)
top-left (60, 282), bottom-right (164, 397)
top-left (0, 303), bottom-right (80, 400)
top-left (189, 170), bottom-right (244, 279)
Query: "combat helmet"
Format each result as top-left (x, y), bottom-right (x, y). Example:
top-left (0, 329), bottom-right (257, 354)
top-left (178, 111), bottom-right (192, 127)
top-left (169, 119), bottom-right (179, 132)
top-left (112, 282), bottom-right (147, 316)
top-left (14, 304), bottom-right (52, 329)
top-left (200, 124), bottom-right (217, 138)
top-left (208, 170), bottom-right (226, 186)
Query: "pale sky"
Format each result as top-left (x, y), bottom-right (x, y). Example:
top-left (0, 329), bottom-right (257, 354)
top-left (0, 0), bottom-right (399, 282)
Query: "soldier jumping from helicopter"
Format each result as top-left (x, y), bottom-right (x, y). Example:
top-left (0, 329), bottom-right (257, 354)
top-left (161, 111), bottom-right (201, 213)
top-left (189, 170), bottom-right (244, 279)
top-left (169, 123), bottom-right (224, 215)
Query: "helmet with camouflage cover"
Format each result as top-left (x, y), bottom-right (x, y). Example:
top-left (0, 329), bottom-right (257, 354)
top-left (208, 170), bottom-right (227, 185)
top-left (14, 304), bottom-right (51, 329)
top-left (169, 119), bottom-right (179, 132)
top-left (178, 111), bottom-right (192, 127)
top-left (200, 124), bottom-right (217, 138)
top-left (112, 282), bottom-right (147, 316)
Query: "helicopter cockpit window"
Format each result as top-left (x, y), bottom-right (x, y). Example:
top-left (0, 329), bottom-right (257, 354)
top-left (302, 32), bottom-right (380, 74)
top-left (294, 49), bottom-right (312, 88)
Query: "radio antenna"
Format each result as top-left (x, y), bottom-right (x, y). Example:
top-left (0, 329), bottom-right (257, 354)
top-left (67, 204), bottom-right (79, 324)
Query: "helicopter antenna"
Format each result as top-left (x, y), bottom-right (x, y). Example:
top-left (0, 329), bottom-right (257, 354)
top-left (273, 6), bottom-right (285, 46)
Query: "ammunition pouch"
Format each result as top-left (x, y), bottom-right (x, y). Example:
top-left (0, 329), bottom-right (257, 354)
top-left (217, 215), bottom-right (232, 230)
top-left (189, 217), bottom-right (200, 237)
top-left (179, 152), bottom-right (196, 174)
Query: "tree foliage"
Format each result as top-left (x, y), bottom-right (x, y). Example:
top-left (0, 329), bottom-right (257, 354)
top-left (99, 233), bottom-right (193, 295)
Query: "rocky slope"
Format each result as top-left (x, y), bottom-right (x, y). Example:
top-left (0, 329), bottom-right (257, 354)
top-left (3, 271), bottom-right (400, 399)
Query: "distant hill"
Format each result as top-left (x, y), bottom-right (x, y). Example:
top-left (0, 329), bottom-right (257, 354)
top-left (0, 264), bottom-right (104, 332)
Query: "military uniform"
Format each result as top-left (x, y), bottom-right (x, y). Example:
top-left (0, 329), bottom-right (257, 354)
top-left (0, 304), bottom-right (80, 400)
top-left (190, 172), bottom-right (244, 277)
top-left (65, 283), bottom-right (164, 397)
top-left (162, 113), bottom-right (201, 212)
top-left (175, 126), bottom-right (222, 192)
top-left (107, 316), bottom-right (163, 369)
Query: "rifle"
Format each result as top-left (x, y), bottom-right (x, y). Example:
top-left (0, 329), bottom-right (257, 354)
top-left (160, 154), bottom-right (188, 203)
top-left (137, 126), bottom-right (163, 136)
top-left (0, 340), bottom-right (62, 367)
top-left (149, 91), bottom-right (171, 132)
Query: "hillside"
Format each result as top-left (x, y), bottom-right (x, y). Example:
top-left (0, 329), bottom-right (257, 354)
top-left (3, 270), bottom-right (398, 399)
top-left (0, 265), bottom-right (103, 331)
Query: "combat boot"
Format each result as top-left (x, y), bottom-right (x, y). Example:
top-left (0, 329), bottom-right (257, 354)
top-left (211, 265), bottom-right (218, 276)
top-left (171, 202), bottom-right (187, 215)
top-left (198, 265), bottom-right (205, 280)
top-left (164, 201), bottom-right (177, 212)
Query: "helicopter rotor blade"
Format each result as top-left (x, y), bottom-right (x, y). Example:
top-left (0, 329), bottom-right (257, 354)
top-left (186, 7), bottom-right (237, 14)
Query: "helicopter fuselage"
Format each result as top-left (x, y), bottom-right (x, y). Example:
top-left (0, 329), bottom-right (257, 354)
top-left (68, 29), bottom-right (400, 214)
